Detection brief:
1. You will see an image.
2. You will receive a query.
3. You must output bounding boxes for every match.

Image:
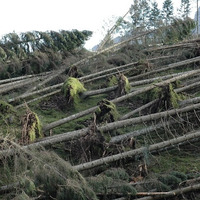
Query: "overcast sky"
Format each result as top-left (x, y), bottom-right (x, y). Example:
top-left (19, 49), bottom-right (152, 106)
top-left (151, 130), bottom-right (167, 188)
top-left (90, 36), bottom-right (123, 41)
top-left (0, 0), bottom-right (197, 49)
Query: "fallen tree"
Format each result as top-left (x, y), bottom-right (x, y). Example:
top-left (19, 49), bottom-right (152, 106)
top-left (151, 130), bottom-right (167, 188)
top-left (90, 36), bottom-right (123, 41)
top-left (29, 100), bottom-right (200, 150)
top-left (133, 183), bottom-right (200, 200)
top-left (129, 56), bottom-right (200, 81)
top-left (43, 68), bottom-right (200, 132)
top-left (28, 29), bottom-right (156, 92)
top-left (99, 102), bottom-right (200, 132)
top-left (0, 76), bottom-right (46, 95)
top-left (8, 83), bottom-right (62, 103)
top-left (73, 129), bottom-right (200, 171)
top-left (0, 71), bottom-right (51, 85)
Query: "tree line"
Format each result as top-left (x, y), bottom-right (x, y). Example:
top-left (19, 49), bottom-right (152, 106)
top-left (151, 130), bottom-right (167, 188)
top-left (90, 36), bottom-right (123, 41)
top-left (114, 0), bottom-right (194, 45)
top-left (0, 30), bottom-right (92, 79)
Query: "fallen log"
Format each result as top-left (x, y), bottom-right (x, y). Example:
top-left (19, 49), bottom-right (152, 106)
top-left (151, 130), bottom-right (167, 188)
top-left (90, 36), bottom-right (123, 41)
top-left (180, 96), bottom-right (200, 107)
top-left (0, 76), bottom-right (45, 95)
top-left (8, 83), bottom-right (63, 103)
top-left (0, 71), bottom-right (51, 85)
top-left (29, 30), bottom-right (155, 92)
top-left (134, 183), bottom-right (200, 200)
top-left (120, 99), bottom-right (159, 120)
top-left (129, 56), bottom-right (200, 81)
top-left (73, 129), bottom-right (200, 171)
top-left (15, 89), bottom-right (61, 109)
top-left (144, 38), bottom-right (200, 53)
top-left (82, 72), bottom-right (185, 99)
top-left (99, 102), bottom-right (200, 133)
top-left (109, 120), bottom-right (173, 144)
top-left (43, 68), bottom-right (200, 132)
top-left (79, 61), bottom-right (137, 81)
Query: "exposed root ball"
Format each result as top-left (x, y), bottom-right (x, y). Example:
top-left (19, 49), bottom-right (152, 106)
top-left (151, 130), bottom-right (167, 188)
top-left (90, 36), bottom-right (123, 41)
top-left (21, 107), bottom-right (42, 144)
top-left (61, 77), bottom-right (86, 106)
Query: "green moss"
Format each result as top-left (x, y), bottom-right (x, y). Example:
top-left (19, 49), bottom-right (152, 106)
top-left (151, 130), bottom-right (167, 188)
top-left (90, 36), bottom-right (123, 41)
top-left (108, 75), bottom-right (118, 87)
top-left (21, 108), bottom-right (43, 143)
top-left (0, 100), bottom-right (15, 113)
top-left (95, 99), bottom-right (119, 124)
top-left (144, 83), bottom-right (186, 111)
top-left (0, 100), bottom-right (16, 122)
top-left (61, 77), bottom-right (86, 107)
top-left (108, 74), bottom-right (131, 94)
top-left (124, 75), bottom-right (131, 93)
top-left (169, 83), bottom-right (180, 108)
top-left (28, 112), bottom-right (42, 142)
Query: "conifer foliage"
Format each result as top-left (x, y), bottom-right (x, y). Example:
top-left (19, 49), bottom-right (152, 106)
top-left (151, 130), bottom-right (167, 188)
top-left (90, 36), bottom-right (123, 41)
top-left (0, 30), bottom-right (92, 78)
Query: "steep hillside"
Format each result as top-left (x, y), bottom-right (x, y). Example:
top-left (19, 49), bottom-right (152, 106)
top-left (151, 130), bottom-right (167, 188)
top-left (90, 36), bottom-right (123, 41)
top-left (1, 24), bottom-right (200, 199)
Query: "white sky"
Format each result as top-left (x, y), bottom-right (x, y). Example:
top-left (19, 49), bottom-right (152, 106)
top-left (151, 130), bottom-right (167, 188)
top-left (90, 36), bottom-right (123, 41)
top-left (0, 0), bottom-right (197, 49)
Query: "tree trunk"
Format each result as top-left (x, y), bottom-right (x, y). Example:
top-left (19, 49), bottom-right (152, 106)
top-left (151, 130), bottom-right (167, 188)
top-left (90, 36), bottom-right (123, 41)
top-left (99, 102), bottom-right (200, 133)
top-left (112, 68), bottom-right (200, 104)
top-left (175, 81), bottom-right (200, 93)
top-left (109, 120), bottom-right (175, 144)
top-left (28, 30), bottom-right (155, 92)
top-left (180, 96), bottom-right (200, 107)
top-left (43, 68), bottom-right (200, 132)
top-left (145, 38), bottom-right (200, 52)
top-left (130, 72), bottom-right (185, 87)
top-left (0, 77), bottom-right (45, 95)
top-left (15, 89), bottom-right (61, 109)
top-left (134, 183), bottom-right (200, 200)
top-left (82, 72), bottom-right (185, 99)
top-left (79, 62), bottom-right (137, 82)
top-left (42, 107), bottom-right (97, 132)
top-left (8, 83), bottom-right (62, 103)
top-left (120, 99), bottom-right (158, 120)
top-left (73, 130), bottom-right (200, 171)
top-left (129, 56), bottom-right (200, 81)
top-left (0, 71), bottom-right (51, 85)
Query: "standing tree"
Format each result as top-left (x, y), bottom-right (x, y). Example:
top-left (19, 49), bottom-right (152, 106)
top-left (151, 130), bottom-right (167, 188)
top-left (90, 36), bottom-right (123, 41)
top-left (130, 0), bottom-right (141, 29)
top-left (149, 1), bottom-right (161, 29)
top-left (130, 0), bottom-right (151, 31)
top-left (162, 0), bottom-right (174, 25)
top-left (178, 0), bottom-right (191, 19)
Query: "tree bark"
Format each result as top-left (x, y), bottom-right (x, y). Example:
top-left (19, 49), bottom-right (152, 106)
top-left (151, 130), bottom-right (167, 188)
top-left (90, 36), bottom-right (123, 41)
top-left (28, 30), bottom-right (155, 92)
top-left (134, 183), bottom-right (200, 200)
top-left (120, 99), bottom-right (159, 120)
top-left (8, 83), bottom-right (62, 103)
top-left (43, 68), bottom-right (200, 132)
top-left (175, 81), bottom-right (200, 93)
top-left (129, 56), bottom-right (200, 81)
top-left (79, 61), bottom-right (137, 81)
top-left (42, 107), bottom-right (98, 132)
top-left (0, 71), bottom-right (51, 85)
top-left (180, 96), bottom-right (200, 107)
top-left (145, 38), bottom-right (200, 52)
top-left (73, 130), bottom-right (200, 171)
top-left (109, 120), bottom-right (174, 144)
top-left (82, 72), bottom-right (185, 99)
top-left (15, 89), bottom-right (61, 109)
top-left (99, 102), bottom-right (200, 133)
top-left (0, 77), bottom-right (45, 95)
